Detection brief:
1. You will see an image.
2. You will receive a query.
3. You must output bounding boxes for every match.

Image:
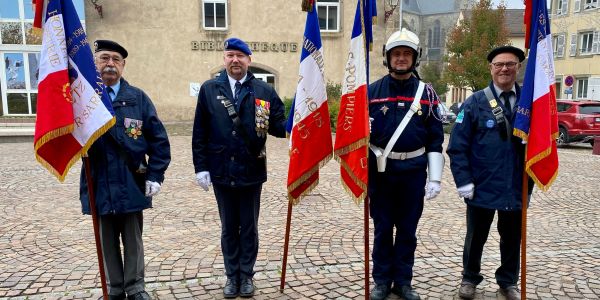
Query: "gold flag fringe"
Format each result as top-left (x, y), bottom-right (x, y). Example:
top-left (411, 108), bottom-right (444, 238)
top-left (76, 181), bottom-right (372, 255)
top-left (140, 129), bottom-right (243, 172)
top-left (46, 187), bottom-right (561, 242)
top-left (513, 128), bottom-right (529, 142)
top-left (287, 152), bottom-right (333, 205)
top-left (34, 117), bottom-right (116, 182)
top-left (31, 27), bottom-right (43, 37)
top-left (524, 144), bottom-right (558, 192)
top-left (338, 158), bottom-right (368, 205)
top-left (513, 128), bottom-right (560, 191)
top-left (301, 0), bottom-right (313, 12)
top-left (333, 136), bottom-right (369, 158)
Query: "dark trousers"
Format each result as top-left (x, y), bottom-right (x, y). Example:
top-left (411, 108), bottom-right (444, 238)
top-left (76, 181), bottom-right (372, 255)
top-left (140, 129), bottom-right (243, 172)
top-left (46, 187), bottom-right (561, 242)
top-left (368, 168), bottom-right (426, 287)
top-left (462, 205), bottom-right (522, 288)
top-left (213, 183), bottom-right (262, 280)
top-left (99, 211), bottom-right (145, 296)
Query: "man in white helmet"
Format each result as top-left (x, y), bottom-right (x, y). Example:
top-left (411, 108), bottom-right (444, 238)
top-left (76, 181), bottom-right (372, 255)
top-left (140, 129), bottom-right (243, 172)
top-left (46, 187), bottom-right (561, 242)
top-left (367, 28), bottom-right (445, 300)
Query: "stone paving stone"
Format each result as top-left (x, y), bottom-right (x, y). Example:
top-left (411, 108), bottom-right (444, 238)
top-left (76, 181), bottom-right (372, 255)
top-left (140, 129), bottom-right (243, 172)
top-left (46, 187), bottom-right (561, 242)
top-left (1, 136), bottom-right (599, 299)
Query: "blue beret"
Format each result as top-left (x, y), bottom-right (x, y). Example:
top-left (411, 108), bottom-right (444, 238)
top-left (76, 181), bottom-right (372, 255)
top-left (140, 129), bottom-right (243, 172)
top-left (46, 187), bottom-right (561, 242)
top-left (224, 38), bottom-right (252, 56)
top-left (487, 45), bottom-right (525, 62)
top-left (94, 39), bottom-right (128, 58)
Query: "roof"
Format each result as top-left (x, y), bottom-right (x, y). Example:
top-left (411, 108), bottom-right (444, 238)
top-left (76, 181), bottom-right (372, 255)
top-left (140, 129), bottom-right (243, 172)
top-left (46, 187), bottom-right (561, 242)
top-left (402, 0), bottom-right (461, 15)
top-left (462, 9), bottom-right (525, 37)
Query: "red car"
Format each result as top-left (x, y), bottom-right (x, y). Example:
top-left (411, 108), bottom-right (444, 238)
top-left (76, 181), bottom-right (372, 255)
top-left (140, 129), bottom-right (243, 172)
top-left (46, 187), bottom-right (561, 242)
top-left (556, 99), bottom-right (600, 146)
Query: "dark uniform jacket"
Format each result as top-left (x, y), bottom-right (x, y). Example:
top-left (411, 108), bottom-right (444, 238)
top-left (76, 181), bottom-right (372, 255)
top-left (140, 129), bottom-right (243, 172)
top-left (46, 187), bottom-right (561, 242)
top-left (447, 81), bottom-right (533, 211)
top-left (368, 75), bottom-right (444, 173)
top-left (192, 70), bottom-right (286, 187)
top-left (79, 78), bottom-right (171, 215)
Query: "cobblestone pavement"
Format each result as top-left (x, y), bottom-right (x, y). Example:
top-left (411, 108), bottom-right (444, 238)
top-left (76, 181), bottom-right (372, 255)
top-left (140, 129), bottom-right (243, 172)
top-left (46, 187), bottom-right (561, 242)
top-left (1, 132), bottom-right (599, 300)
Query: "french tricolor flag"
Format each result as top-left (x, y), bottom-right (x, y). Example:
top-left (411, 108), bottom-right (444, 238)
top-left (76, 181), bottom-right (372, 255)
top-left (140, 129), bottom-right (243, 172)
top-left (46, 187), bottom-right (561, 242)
top-left (514, 0), bottom-right (559, 190)
top-left (33, 0), bottom-right (115, 182)
top-left (286, 4), bottom-right (333, 203)
top-left (333, 0), bottom-right (375, 202)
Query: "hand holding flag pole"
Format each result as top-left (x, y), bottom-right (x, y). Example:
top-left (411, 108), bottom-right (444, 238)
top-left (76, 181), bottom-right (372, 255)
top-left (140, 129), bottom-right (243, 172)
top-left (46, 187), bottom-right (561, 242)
top-left (517, 0), bottom-right (559, 297)
top-left (281, 0), bottom-right (333, 291)
top-left (33, 0), bottom-right (115, 298)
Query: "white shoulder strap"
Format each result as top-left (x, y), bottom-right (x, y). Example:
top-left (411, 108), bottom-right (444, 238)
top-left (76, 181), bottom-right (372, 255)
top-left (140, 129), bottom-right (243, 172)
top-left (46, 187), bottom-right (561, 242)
top-left (380, 81), bottom-right (425, 160)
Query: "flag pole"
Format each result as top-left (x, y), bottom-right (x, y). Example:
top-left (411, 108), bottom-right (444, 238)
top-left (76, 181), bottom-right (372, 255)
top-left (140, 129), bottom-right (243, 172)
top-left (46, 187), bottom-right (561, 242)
top-left (364, 195), bottom-right (370, 299)
top-left (520, 166), bottom-right (528, 298)
top-left (279, 199), bottom-right (294, 292)
top-left (83, 154), bottom-right (108, 298)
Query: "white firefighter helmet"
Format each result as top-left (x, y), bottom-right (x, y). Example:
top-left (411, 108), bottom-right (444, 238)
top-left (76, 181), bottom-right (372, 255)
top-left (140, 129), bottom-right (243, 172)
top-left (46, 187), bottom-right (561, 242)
top-left (383, 28), bottom-right (422, 73)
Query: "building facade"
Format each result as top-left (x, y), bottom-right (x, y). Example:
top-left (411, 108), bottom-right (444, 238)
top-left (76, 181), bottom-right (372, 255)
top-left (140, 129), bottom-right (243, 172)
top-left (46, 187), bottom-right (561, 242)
top-left (0, 0), bottom-right (85, 117)
top-left (550, 0), bottom-right (600, 100)
top-left (1, 0), bottom-right (471, 121)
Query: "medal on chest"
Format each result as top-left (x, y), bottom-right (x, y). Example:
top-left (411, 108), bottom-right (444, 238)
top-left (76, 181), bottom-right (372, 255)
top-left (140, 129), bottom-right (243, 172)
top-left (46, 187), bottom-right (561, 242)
top-left (255, 99), bottom-right (270, 137)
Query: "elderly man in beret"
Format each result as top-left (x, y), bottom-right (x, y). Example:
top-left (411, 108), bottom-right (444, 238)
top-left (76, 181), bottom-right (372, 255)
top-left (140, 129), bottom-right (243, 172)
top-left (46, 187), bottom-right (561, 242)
top-left (447, 45), bottom-right (534, 300)
top-left (80, 39), bottom-right (171, 300)
top-left (192, 37), bottom-right (286, 298)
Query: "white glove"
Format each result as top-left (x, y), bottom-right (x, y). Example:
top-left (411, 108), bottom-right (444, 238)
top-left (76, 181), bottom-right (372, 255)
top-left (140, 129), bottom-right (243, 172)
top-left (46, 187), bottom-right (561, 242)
top-left (145, 181), bottom-right (161, 197)
top-left (457, 183), bottom-right (475, 199)
top-left (369, 117), bottom-right (374, 133)
top-left (196, 171), bottom-right (211, 191)
top-left (425, 181), bottom-right (441, 200)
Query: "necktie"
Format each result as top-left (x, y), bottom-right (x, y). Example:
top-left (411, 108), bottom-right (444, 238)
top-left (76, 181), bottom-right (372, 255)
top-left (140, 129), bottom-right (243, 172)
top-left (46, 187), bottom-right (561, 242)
top-left (500, 91), bottom-right (513, 117)
top-left (234, 81), bottom-right (242, 103)
top-left (106, 86), bottom-right (115, 101)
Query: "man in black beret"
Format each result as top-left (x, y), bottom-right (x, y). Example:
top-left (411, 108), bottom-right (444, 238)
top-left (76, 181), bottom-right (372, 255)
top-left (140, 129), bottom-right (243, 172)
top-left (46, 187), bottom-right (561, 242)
top-left (192, 37), bottom-right (287, 298)
top-left (447, 45), bottom-right (532, 300)
top-left (80, 39), bottom-right (171, 300)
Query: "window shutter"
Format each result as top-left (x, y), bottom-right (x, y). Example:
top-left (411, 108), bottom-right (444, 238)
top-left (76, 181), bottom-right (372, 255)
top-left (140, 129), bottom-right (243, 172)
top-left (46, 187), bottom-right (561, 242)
top-left (570, 33), bottom-right (578, 56)
top-left (574, 0), bottom-right (581, 12)
top-left (593, 31), bottom-right (600, 54)
top-left (558, 34), bottom-right (565, 57)
top-left (562, 0), bottom-right (569, 14)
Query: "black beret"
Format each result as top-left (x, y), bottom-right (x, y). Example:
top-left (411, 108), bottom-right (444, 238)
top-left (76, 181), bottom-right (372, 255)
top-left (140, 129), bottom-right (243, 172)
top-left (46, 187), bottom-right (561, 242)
top-left (224, 37), bottom-right (252, 56)
top-left (94, 39), bottom-right (128, 59)
top-left (487, 45), bottom-right (525, 62)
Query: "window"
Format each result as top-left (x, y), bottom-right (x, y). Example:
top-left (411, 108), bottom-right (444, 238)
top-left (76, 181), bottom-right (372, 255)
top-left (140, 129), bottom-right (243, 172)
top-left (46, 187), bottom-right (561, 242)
top-left (556, 0), bottom-right (568, 15)
top-left (203, 0), bottom-right (227, 30)
top-left (317, 0), bottom-right (340, 32)
top-left (427, 20), bottom-right (441, 61)
top-left (556, 102), bottom-right (571, 112)
top-left (580, 32), bottom-right (593, 54)
top-left (579, 104), bottom-right (600, 114)
top-left (553, 34), bottom-right (565, 57)
top-left (577, 78), bottom-right (589, 98)
top-left (0, 0), bottom-right (84, 116)
top-left (584, 0), bottom-right (598, 10)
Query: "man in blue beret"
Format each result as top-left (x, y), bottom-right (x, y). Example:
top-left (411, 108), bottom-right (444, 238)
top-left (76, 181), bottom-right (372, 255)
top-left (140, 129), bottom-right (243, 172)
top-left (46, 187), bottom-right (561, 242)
top-left (192, 37), bottom-right (287, 298)
top-left (81, 39), bottom-right (171, 300)
top-left (447, 45), bottom-right (532, 300)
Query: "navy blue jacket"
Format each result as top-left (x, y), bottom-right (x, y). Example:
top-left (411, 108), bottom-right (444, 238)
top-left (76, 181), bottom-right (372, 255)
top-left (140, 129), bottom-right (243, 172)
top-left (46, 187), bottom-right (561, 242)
top-left (447, 82), bottom-right (533, 211)
top-left (79, 78), bottom-right (171, 215)
top-left (368, 75), bottom-right (444, 173)
top-left (192, 70), bottom-right (286, 187)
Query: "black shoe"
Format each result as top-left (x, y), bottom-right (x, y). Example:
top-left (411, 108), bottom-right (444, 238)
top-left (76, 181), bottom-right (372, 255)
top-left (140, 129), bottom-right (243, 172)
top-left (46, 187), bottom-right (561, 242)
top-left (499, 285), bottom-right (521, 300)
top-left (239, 278), bottom-right (255, 297)
top-left (223, 278), bottom-right (239, 298)
top-left (99, 293), bottom-right (126, 300)
top-left (458, 281), bottom-right (476, 299)
top-left (127, 291), bottom-right (151, 300)
top-left (391, 285), bottom-right (421, 300)
top-left (370, 284), bottom-right (391, 300)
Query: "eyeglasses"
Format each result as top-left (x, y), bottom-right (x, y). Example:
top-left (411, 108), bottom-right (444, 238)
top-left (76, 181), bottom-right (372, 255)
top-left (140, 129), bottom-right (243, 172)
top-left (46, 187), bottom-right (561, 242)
top-left (491, 61), bottom-right (519, 70)
top-left (97, 55), bottom-right (124, 64)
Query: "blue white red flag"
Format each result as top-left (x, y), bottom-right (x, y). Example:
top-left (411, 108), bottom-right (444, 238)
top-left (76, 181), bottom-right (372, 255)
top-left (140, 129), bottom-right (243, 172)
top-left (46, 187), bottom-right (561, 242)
top-left (333, 0), bottom-right (375, 202)
top-left (286, 4), bottom-right (333, 203)
top-left (33, 0), bottom-right (115, 182)
top-left (514, 0), bottom-right (558, 190)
